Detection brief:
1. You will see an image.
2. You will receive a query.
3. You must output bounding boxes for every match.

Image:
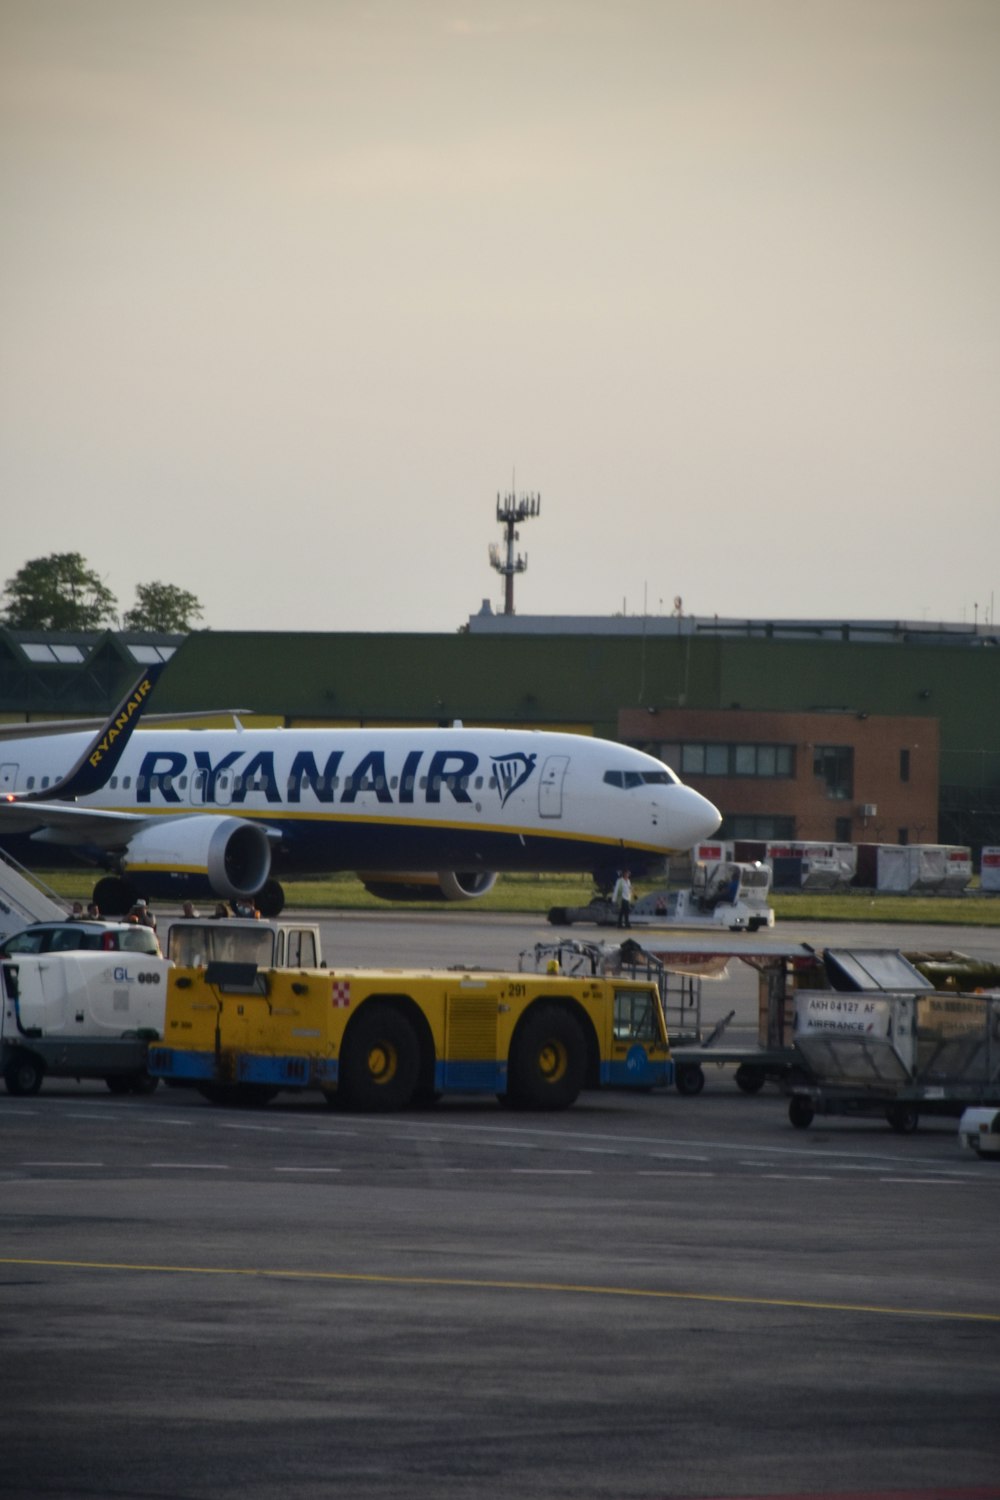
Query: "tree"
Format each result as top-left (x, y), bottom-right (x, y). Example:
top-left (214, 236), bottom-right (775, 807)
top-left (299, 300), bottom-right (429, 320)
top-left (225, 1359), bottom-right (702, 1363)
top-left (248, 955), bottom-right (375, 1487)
top-left (1, 552), bottom-right (118, 631)
top-left (123, 581), bottom-right (204, 633)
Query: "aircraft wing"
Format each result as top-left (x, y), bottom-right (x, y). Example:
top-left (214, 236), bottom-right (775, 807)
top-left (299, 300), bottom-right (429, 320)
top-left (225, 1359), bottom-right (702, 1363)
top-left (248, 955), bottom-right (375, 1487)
top-left (0, 798), bottom-right (284, 853)
top-left (0, 799), bottom-right (148, 847)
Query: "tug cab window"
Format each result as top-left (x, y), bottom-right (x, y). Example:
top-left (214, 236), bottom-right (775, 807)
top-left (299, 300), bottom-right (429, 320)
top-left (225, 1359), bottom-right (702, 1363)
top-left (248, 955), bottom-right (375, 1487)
top-left (613, 987), bottom-right (660, 1043)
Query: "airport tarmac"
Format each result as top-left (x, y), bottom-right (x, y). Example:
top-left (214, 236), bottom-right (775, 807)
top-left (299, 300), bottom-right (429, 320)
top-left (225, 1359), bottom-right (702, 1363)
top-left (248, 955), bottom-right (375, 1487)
top-left (2, 911), bottom-right (999, 1500)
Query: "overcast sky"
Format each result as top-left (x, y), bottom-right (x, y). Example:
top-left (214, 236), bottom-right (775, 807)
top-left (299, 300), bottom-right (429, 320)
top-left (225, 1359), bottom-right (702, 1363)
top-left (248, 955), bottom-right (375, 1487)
top-left (2, 0), bottom-right (998, 633)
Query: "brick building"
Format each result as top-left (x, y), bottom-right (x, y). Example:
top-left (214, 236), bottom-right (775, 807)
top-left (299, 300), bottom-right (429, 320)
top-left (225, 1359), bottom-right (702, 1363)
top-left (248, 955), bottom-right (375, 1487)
top-left (618, 706), bottom-right (939, 845)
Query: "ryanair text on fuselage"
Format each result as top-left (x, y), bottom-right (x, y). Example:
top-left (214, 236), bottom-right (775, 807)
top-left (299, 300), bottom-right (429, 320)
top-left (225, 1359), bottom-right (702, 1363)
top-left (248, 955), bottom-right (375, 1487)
top-left (130, 746), bottom-right (539, 809)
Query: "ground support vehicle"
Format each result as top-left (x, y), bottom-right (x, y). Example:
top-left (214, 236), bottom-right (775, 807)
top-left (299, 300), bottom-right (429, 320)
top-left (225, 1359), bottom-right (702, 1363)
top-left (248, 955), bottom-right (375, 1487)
top-left (0, 918), bottom-right (324, 1096)
top-left (958, 1107), bottom-right (1000, 1159)
top-left (1, 949), bottom-right (172, 1095)
top-left (147, 960), bottom-right (674, 1110)
top-left (787, 990), bottom-right (1000, 1133)
top-left (522, 935), bottom-right (806, 1095)
top-left (547, 861), bottom-right (774, 933)
top-left (162, 917), bottom-right (322, 970)
top-left (529, 938), bottom-right (959, 1100)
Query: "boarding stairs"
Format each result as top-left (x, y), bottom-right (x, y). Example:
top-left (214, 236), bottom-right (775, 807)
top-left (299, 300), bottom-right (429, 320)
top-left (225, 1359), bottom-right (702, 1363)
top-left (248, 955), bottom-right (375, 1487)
top-left (0, 848), bottom-right (69, 941)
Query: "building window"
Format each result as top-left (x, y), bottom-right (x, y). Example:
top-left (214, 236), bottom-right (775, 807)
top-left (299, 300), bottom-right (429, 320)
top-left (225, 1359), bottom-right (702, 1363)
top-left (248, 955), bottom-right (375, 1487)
top-left (681, 744), bottom-right (705, 775)
top-left (813, 745), bottom-right (853, 799)
top-left (723, 814), bottom-right (796, 840)
top-left (835, 817), bottom-right (852, 842)
top-left (705, 744), bottom-right (729, 775)
top-left (660, 742), bottom-right (794, 778)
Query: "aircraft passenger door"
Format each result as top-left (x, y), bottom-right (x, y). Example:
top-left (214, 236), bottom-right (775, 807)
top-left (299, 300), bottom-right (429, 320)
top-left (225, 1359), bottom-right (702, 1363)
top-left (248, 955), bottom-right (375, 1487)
top-left (0, 763), bottom-right (18, 794)
top-left (538, 755), bottom-right (569, 819)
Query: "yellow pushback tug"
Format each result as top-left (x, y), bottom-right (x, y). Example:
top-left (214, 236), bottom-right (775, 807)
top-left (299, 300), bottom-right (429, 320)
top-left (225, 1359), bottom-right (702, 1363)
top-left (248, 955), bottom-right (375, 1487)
top-left (148, 958), bottom-right (673, 1110)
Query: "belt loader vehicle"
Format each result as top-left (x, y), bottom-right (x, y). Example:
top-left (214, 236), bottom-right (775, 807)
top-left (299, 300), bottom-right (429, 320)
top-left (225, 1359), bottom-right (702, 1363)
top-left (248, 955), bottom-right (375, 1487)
top-left (148, 960), bottom-right (674, 1110)
top-left (548, 861), bottom-right (774, 933)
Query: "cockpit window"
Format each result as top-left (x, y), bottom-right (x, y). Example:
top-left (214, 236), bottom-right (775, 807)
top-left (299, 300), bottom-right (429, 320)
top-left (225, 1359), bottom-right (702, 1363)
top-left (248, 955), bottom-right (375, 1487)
top-left (604, 769), bottom-right (677, 789)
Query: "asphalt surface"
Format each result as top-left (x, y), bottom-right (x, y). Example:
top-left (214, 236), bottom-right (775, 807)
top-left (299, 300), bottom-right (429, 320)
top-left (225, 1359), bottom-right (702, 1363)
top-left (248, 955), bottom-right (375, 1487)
top-left (2, 911), bottom-right (999, 1500)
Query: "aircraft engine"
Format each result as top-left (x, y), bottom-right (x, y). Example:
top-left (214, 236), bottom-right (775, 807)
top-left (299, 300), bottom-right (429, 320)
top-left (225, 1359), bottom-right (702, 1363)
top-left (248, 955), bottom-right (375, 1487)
top-left (122, 815), bottom-right (272, 900)
top-left (358, 870), bottom-right (498, 903)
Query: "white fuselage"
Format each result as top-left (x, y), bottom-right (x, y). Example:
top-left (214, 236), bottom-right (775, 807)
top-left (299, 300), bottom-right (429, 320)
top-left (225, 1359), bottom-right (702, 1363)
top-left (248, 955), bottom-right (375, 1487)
top-left (1, 725), bottom-right (721, 879)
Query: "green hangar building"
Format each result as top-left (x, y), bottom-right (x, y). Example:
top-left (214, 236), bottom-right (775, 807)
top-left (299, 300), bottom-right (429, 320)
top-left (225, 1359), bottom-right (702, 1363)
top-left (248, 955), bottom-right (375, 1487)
top-left (1, 614), bottom-right (998, 856)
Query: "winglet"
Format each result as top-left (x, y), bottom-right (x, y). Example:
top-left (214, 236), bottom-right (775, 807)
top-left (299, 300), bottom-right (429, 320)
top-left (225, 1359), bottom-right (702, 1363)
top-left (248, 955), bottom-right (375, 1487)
top-left (11, 661), bottom-right (167, 803)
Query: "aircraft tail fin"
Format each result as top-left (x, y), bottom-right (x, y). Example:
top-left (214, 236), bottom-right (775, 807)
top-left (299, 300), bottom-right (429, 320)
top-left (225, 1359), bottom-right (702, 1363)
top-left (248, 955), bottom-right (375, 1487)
top-left (10, 662), bottom-right (167, 803)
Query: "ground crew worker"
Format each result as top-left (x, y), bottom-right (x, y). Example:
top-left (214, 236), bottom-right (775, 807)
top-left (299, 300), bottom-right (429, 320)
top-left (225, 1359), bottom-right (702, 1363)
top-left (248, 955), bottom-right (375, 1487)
top-left (612, 869), bottom-right (633, 929)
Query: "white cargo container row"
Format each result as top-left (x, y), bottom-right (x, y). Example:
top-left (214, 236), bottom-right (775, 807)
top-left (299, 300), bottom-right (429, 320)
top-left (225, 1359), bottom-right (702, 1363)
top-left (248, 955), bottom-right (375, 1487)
top-left (867, 844), bottom-right (972, 893)
top-left (981, 848), bottom-right (1000, 893)
top-left (697, 839), bottom-right (974, 894)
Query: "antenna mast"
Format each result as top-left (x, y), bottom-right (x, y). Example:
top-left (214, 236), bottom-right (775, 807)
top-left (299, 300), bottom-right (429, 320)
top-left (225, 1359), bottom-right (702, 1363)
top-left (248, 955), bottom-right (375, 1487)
top-left (488, 487), bottom-right (540, 615)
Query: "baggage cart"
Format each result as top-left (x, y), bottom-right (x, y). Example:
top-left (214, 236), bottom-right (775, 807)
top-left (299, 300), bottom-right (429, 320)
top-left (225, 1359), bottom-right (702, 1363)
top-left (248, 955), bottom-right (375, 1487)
top-left (788, 990), bottom-right (1000, 1132)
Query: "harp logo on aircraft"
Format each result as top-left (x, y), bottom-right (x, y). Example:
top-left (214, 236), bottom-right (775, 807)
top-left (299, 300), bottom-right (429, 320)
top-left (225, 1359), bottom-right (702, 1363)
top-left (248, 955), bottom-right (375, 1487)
top-left (491, 752), bottom-right (537, 807)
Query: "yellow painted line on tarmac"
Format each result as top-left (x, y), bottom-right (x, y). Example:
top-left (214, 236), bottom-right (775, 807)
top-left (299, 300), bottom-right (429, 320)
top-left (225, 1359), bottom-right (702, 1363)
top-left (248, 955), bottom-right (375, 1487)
top-left (1, 1257), bottom-right (997, 1324)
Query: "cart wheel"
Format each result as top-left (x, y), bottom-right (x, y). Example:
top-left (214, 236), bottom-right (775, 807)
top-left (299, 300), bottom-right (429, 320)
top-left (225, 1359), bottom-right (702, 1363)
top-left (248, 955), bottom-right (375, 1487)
top-left (675, 1062), bottom-right (705, 1096)
top-left (886, 1103), bottom-right (919, 1134)
top-left (735, 1064), bottom-right (766, 1095)
top-left (788, 1095), bottom-right (814, 1129)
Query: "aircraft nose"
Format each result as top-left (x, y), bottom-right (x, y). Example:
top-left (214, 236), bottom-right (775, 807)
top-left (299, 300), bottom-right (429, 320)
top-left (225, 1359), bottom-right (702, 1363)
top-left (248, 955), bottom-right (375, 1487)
top-left (669, 784), bottom-right (722, 849)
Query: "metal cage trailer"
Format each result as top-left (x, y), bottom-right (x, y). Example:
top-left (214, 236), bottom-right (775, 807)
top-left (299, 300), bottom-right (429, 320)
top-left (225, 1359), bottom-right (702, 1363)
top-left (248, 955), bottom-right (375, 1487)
top-left (788, 989), bottom-right (1000, 1133)
top-left (523, 936), bottom-right (823, 1096)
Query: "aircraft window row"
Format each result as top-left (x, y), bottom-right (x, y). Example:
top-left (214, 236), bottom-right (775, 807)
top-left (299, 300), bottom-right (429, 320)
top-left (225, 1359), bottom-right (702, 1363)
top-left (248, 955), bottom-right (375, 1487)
top-left (107, 771), bottom-right (499, 793)
top-left (23, 776), bottom-right (53, 790)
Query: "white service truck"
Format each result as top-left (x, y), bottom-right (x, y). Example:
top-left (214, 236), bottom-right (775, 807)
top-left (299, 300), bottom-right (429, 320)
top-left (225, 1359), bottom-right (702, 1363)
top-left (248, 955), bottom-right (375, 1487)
top-left (1, 916), bottom-right (324, 1096)
top-left (1, 948), bottom-right (172, 1096)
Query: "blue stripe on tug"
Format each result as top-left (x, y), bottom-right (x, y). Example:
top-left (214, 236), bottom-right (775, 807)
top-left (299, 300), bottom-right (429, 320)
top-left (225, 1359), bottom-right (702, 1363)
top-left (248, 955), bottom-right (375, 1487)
top-left (602, 1048), bottom-right (674, 1090)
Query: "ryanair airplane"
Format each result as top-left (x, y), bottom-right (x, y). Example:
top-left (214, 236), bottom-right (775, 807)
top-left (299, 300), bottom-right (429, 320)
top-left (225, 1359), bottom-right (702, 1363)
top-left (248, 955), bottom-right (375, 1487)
top-left (0, 666), bottom-right (721, 915)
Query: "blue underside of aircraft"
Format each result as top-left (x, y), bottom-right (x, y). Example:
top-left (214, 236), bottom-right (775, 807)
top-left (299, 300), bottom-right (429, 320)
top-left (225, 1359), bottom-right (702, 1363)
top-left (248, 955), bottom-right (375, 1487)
top-left (2, 814), bottom-right (666, 888)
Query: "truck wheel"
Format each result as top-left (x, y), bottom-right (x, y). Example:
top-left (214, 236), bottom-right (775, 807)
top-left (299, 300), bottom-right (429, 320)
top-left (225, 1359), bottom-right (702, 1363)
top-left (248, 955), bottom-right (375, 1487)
top-left (675, 1062), bottom-right (705, 1096)
top-left (788, 1095), bottom-right (814, 1129)
top-left (735, 1064), bottom-right (766, 1095)
top-left (886, 1103), bottom-right (919, 1134)
top-left (106, 1072), bottom-right (158, 1096)
top-left (229, 1084), bottom-right (279, 1107)
top-left (5, 1050), bottom-right (44, 1097)
top-left (507, 1005), bottom-right (586, 1110)
top-left (197, 1083), bottom-right (232, 1105)
top-left (340, 1003), bottom-right (420, 1111)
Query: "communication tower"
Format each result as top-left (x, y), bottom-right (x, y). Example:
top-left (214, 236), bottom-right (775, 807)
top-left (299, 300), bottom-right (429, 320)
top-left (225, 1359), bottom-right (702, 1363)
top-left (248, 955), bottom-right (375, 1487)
top-left (488, 488), bottom-right (540, 615)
